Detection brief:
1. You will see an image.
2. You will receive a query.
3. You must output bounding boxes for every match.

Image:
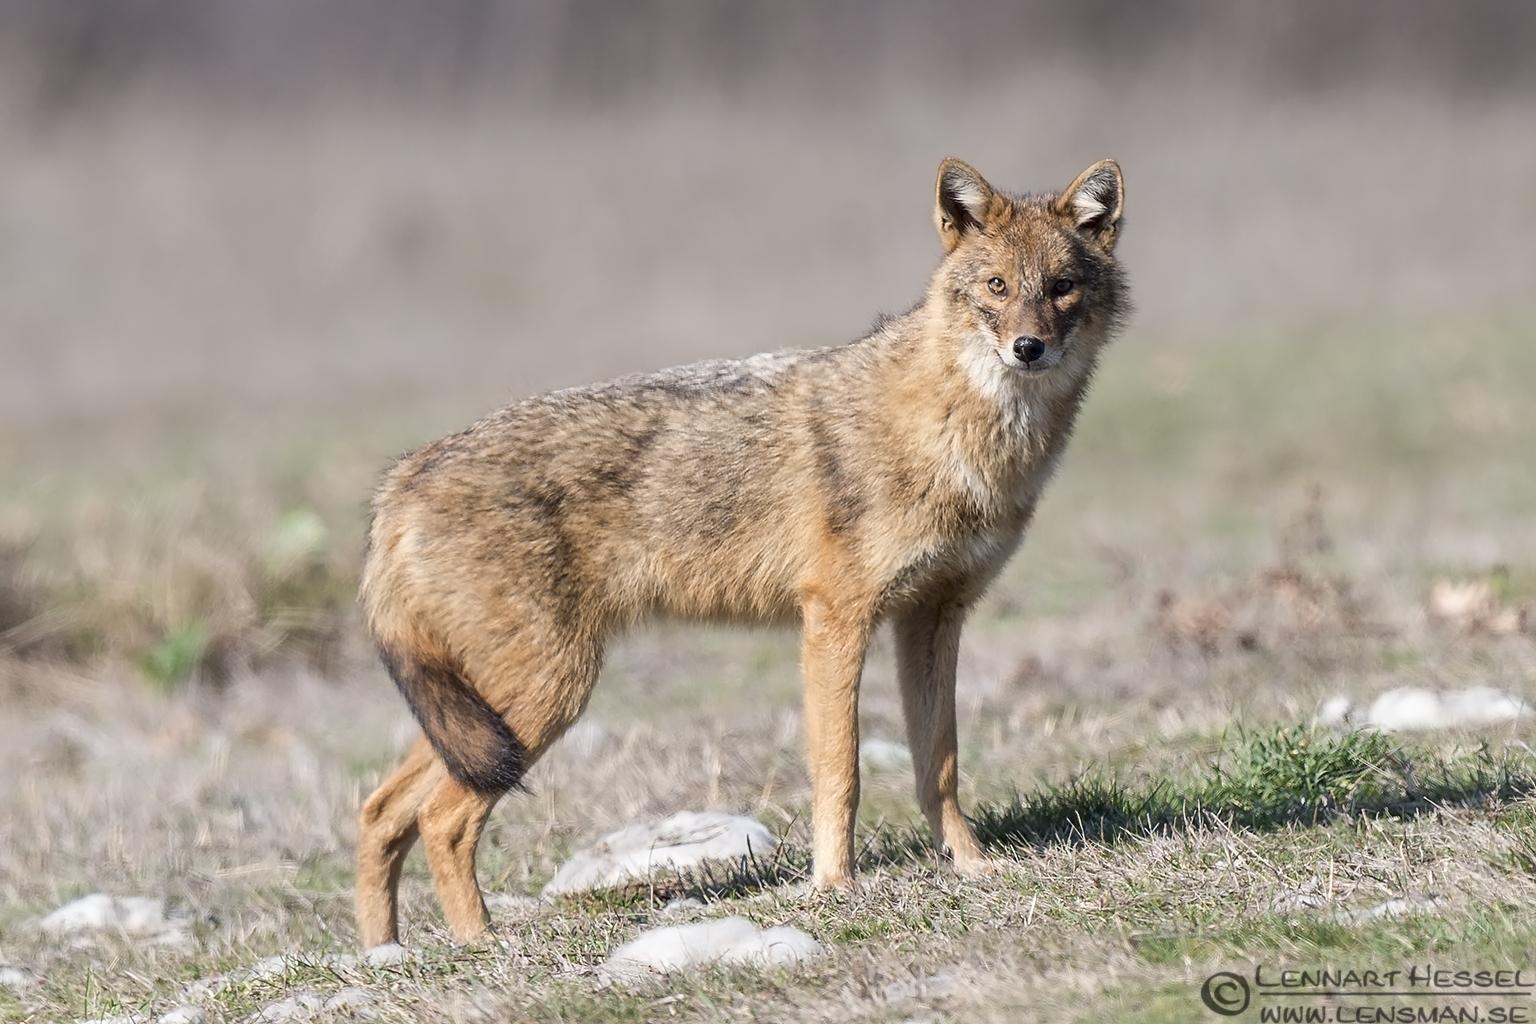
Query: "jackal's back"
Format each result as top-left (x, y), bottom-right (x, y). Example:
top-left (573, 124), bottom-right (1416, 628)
top-left (362, 342), bottom-right (891, 644)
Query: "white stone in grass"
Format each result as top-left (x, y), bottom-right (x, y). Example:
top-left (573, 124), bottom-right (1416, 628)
top-left (248, 990), bottom-right (325, 1021)
top-left (1268, 887), bottom-right (1330, 913)
top-left (1316, 695), bottom-right (1354, 726)
top-left (860, 738), bottom-right (914, 771)
top-left (0, 965), bottom-right (34, 989)
top-left (603, 916), bottom-right (824, 981)
top-left (245, 955), bottom-right (292, 980)
top-left (40, 894), bottom-right (175, 936)
top-left (1333, 895), bottom-right (1445, 924)
top-left (543, 811), bottom-right (777, 896)
top-left (323, 987), bottom-right (373, 1012)
top-left (363, 942), bottom-right (409, 967)
top-left (1365, 687), bottom-right (1525, 731)
top-left (157, 1008), bottom-right (206, 1024)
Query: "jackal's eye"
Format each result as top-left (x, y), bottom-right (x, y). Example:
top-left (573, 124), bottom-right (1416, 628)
top-left (986, 276), bottom-right (1007, 296)
top-left (1051, 278), bottom-right (1076, 296)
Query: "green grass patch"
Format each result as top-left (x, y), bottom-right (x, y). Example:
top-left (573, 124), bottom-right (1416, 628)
top-left (972, 727), bottom-right (1533, 851)
top-left (141, 622), bottom-right (211, 690)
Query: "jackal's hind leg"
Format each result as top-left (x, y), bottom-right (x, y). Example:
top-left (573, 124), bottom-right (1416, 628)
top-left (417, 644), bottom-right (603, 943)
top-left (417, 775), bottom-right (503, 942)
top-left (356, 738), bottom-right (440, 948)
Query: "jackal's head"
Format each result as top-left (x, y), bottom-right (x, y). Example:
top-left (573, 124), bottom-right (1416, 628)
top-left (929, 158), bottom-right (1128, 382)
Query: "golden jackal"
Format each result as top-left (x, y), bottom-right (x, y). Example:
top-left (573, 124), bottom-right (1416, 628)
top-left (356, 158), bottom-right (1129, 947)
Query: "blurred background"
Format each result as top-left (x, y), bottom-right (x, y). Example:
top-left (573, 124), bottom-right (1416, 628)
top-left (3, 0), bottom-right (1534, 428)
top-left (2, 0), bottom-right (1534, 697)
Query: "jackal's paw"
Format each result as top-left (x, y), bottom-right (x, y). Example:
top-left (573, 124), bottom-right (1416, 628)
top-left (952, 855), bottom-right (1011, 879)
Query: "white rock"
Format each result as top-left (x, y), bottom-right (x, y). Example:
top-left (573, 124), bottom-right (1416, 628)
top-left (40, 895), bottom-right (174, 936)
top-left (1316, 695), bottom-right (1353, 726)
top-left (1365, 688), bottom-right (1444, 730)
top-left (183, 970), bottom-right (238, 998)
top-left (248, 991), bottom-right (325, 1021)
top-left (158, 1008), bottom-right (206, 1024)
top-left (1269, 887), bottom-right (1330, 913)
top-left (1334, 895), bottom-right (1444, 924)
top-left (324, 987), bottom-right (373, 1011)
top-left (1442, 687), bottom-right (1527, 725)
top-left (859, 738), bottom-right (914, 771)
top-left (1365, 687), bottom-right (1525, 731)
top-left (0, 965), bottom-right (34, 989)
top-left (245, 955), bottom-right (293, 981)
top-left (363, 943), bottom-right (408, 967)
top-left (604, 916), bottom-right (824, 981)
top-left (543, 812), bottom-right (778, 896)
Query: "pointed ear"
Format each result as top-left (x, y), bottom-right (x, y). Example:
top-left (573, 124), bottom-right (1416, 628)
top-left (934, 158), bottom-right (996, 253)
top-left (1055, 159), bottom-right (1124, 250)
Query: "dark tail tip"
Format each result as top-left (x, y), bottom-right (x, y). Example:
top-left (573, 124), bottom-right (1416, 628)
top-left (378, 644), bottom-right (527, 793)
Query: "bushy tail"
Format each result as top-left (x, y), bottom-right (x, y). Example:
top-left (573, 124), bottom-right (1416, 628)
top-left (377, 644), bottom-right (526, 793)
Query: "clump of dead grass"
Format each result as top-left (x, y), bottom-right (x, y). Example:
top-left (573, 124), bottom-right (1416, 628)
top-left (1150, 493), bottom-right (1387, 657)
top-left (1428, 568), bottom-right (1534, 637)
top-left (2, 502), bottom-right (359, 694)
top-left (1153, 561), bottom-right (1379, 656)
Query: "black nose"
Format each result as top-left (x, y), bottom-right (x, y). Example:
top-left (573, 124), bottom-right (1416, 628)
top-left (1013, 336), bottom-right (1046, 363)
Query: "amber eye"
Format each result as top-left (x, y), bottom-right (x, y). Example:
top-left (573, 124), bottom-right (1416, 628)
top-left (986, 276), bottom-right (1007, 296)
top-left (1051, 278), bottom-right (1076, 296)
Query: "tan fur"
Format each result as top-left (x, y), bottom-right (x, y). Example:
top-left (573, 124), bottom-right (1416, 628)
top-left (355, 158), bottom-right (1130, 946)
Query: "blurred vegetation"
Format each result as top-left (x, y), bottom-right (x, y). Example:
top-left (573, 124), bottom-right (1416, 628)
top-left (1, 0), bottom-right (1533, 119)
top-left (1, 495), bottom-right (358, 691)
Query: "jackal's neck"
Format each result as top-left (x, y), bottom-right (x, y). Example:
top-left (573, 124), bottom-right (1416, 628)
top-left (880, 303), bottom-right (1100, 513)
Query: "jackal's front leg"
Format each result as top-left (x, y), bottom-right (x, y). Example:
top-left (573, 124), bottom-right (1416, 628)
top-left (895, 602), bottom-right (986, 870)
top-left (799, 597), bottom-right (873, 890)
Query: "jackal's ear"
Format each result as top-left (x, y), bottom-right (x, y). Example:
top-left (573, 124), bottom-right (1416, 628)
top-left (934, 158), bottom-right (996, 252)
top-left (1056, 159), bottom-right (1124, 251)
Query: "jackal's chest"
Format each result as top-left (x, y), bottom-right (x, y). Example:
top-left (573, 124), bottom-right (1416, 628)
top-left (874, 502), bottom-right (1028, 608)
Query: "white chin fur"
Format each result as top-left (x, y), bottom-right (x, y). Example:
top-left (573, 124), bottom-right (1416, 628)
top-left (959, 332), bottom-right (1035, 432)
